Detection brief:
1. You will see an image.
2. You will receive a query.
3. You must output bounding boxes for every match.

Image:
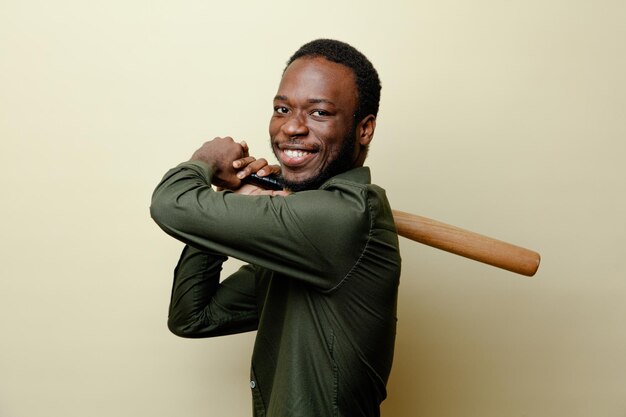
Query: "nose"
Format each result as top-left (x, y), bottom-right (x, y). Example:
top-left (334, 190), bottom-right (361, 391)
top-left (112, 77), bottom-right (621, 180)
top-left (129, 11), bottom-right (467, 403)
top-left (281, 111), bottom-right (309, 138)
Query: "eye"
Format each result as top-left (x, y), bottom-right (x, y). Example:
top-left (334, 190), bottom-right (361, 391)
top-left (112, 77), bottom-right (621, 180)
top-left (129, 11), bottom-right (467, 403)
top-left (274, 106), bottom-right (289, 114)
top-left (311, 110), bottom-right (330, 117)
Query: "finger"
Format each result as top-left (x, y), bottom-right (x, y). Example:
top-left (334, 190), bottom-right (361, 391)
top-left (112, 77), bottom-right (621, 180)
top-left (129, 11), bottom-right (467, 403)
top-left (257, 164), bottom-right (281, 177)
top-left (271, 190), bottom-right (291, 197)
top-left (233, 156), bottom-right (256, 169)
top-left (233, 184), bottom-right (272, 196)
top-left (251, 189), bottom-right (289, 196)
top-left (236, 157), bottom-right (273, 179)
top-left (243, 158), bottom-right (269, 175)
top-left (239, 140), bottom-right (249, 157)
top-left (245, 159), bottom-right (281, 177)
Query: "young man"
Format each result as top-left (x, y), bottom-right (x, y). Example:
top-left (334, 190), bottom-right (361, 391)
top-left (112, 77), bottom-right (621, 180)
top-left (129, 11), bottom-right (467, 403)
top-left (151, 39), bottom-right (401, 417)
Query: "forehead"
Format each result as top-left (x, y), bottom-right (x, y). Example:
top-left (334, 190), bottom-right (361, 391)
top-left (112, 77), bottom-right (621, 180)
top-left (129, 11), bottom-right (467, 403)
top-left (277, 57), bottom-right (357, 106)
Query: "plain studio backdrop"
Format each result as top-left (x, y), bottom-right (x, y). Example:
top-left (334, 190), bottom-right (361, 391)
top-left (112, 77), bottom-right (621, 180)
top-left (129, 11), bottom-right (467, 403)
top-left (1, 1), bottom-right (625, 416)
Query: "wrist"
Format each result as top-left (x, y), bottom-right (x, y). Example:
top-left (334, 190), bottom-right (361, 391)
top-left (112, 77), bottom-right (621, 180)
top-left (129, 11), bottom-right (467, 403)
top-left (190, 151), bottom-right (219, 170)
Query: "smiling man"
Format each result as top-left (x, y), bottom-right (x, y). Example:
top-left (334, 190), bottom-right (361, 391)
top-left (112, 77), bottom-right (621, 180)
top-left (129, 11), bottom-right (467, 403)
top-left (151, 39), bottom-right (401, 417)
top-left (271, 51), bottom-right (373, 192)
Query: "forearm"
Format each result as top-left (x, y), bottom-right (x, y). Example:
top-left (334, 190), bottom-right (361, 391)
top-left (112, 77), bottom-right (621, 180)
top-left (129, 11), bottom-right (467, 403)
top-left (168, 245), bottom-right (258, 338)
top-left (167, 245), bottom-right (223, 337)
top-left (151, 161), bottom-right (370, 289)
top-left (150, 160), bottom-right (215, 236)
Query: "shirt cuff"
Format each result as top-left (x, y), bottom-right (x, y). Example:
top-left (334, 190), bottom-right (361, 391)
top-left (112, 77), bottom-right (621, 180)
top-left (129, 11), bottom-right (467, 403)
top-left (176, 160), bottom-right (215, 183)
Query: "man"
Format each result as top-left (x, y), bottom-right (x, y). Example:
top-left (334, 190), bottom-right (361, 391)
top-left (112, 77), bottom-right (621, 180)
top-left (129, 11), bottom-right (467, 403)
top-left (151, 39), bottom-right (401, 417)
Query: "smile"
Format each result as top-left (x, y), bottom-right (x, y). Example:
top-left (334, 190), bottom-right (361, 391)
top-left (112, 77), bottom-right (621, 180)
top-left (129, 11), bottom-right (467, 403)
top-left (280, 149), bottom-right (317, 166)
top-left (284, 149), bottom-right (311, 158)
top-left (278, 145), bottom-right (319, 168)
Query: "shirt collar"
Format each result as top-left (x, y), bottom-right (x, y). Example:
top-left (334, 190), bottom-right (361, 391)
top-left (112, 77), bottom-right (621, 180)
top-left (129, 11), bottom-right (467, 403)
top-left (320, 166), bottom-right (371, 189)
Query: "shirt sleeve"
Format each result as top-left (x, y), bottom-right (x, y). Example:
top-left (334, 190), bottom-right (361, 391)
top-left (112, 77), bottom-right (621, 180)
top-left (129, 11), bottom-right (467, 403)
top-left (150, 161), bottom-right (371, 290)
top-left (167, 244), bottom-right (259, 338)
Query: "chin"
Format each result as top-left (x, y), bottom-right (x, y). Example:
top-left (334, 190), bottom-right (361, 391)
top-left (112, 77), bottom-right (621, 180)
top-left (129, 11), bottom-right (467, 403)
top-left (282, 171), bottom-right (326, 192)
top-left (282, 170), bottom-right (313, 183)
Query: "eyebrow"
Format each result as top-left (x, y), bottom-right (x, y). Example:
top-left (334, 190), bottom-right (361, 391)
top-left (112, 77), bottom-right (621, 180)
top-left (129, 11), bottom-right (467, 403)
top-left (273, 95), bottom-right (335, 105)
top-left (308, 98), bottom-right (334, 105)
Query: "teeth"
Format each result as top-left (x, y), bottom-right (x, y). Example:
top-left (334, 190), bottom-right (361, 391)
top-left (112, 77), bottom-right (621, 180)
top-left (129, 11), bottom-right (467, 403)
top-left (284, 149), bottom-right (309, 158)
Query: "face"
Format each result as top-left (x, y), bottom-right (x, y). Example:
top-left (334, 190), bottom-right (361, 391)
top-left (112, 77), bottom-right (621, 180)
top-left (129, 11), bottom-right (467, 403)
top-left (269, 57), bottom-right (368, 191)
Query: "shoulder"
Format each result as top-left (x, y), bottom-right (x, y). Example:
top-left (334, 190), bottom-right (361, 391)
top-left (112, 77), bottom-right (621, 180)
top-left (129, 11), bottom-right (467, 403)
top-left (320, 167), bottom-right (393, 228)
top-left (293, 167), bottom-right (376, 223)
top-left (284, 167), bottom-right (393, 243)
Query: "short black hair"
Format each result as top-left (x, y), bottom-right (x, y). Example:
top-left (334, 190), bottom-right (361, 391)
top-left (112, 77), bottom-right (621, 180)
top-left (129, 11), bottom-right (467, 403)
top-left (286, 39), bottom-right (381, 124)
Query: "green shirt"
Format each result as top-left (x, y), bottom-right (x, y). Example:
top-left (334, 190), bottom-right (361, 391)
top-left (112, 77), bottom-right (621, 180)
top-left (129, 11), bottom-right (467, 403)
top-left (151, 161), bottom-right (401, 417)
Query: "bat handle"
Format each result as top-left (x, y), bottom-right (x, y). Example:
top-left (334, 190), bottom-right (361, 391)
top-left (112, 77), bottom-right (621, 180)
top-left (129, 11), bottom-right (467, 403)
top-left (243, 173), bottom-right (285, 191)
top-left (392, 210), bottom-right (540, 276)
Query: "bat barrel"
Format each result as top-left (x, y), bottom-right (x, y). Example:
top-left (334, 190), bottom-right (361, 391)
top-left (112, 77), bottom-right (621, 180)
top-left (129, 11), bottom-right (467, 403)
top-left (392, 210), bottom-right (540, 277)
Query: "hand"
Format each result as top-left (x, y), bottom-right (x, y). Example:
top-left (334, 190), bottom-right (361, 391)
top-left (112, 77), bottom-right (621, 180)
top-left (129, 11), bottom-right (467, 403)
top-left (230, 142), bottom-right (290, 196)
top-left (232, 140), bottom-right (282, 181)
top-left (232, 184), bottom-right (291, 197)
top-left (190, 137), bottom-right (246, 189)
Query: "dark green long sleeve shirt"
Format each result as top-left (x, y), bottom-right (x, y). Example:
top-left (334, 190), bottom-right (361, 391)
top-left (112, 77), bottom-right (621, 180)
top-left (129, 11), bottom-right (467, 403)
top-left (150, 161), bottom-right (401, 417)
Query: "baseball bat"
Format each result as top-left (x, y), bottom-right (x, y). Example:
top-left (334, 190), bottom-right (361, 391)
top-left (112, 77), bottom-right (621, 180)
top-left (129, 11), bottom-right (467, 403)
top-left (392, 210), bottom-right (540, 277)
top-left (245, 174), bottom-right (541, 277)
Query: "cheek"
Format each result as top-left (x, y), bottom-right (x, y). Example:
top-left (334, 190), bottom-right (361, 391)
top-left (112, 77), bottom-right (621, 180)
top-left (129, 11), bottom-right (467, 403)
top-left (321, 126), bottom-right (351, 150)
top-left (269, 117), bottom-right (283, 135)
top-left (268, 119), bottom-right (277, 136)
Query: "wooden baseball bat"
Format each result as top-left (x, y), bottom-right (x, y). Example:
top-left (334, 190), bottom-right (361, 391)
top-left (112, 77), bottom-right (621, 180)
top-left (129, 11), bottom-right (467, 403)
top-left (245, 174), bottom-right (541, 277)
top-left (392, 210), bottom-right (540, 277)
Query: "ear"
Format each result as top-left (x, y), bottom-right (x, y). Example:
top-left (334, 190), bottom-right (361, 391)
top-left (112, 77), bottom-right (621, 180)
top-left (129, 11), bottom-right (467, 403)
top-left (356, 115), bottom-right (376, 147)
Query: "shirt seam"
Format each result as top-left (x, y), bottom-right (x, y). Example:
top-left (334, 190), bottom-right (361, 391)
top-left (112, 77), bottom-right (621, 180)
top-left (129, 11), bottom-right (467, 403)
top-left (322, 183), bottom-right (374, 294)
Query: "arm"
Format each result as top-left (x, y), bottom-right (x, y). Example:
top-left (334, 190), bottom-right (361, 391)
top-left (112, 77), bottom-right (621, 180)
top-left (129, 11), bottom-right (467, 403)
top-left (157, 137), bottom-right (285, 338)
top-left (151, 161), bottom-right (369, 291)
top-left (167, 245), bottom-right (259, 338)
top-left (160, 138), bottom-right (269, 338)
